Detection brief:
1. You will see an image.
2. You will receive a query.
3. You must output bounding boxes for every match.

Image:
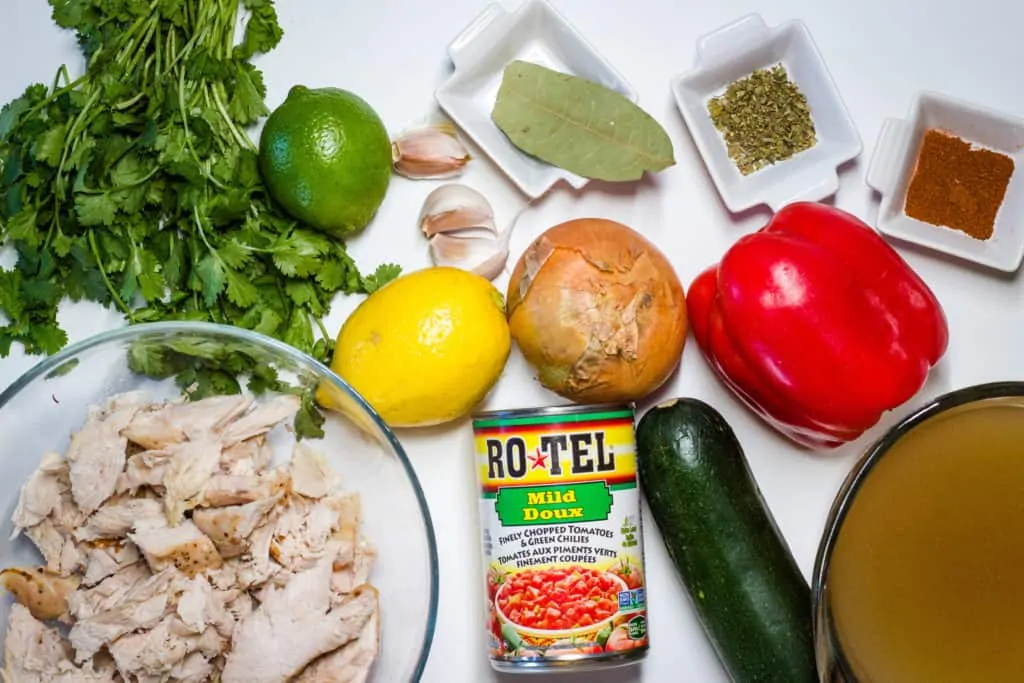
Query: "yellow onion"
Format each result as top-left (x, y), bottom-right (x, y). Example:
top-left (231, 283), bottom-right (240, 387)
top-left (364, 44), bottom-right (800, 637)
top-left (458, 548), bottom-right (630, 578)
top-left (506, 218), bottom-right (688, 403)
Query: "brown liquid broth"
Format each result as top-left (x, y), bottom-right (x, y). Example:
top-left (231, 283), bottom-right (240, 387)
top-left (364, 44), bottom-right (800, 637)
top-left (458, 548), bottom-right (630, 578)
top-left (828, 402), bottom-right (1024, 682)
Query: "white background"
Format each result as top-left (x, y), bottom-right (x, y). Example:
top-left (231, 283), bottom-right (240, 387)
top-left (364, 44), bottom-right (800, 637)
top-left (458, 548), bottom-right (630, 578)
top-left (3, 1), bottom-right (1024, 681)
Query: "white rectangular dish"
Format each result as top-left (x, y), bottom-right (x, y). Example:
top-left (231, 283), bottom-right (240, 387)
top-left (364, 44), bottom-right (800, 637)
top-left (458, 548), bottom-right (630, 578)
top-left (435, 0), bottom-right (637, 199)
top-left (866, 91), bottom-right (1024, 273)
top-left (671, 14), bottom-right (862, 213)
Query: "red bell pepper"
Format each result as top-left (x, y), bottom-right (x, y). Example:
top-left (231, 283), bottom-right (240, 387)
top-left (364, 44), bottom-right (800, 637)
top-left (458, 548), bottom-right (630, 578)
top-left (687, 202), bottom-right (949, 449)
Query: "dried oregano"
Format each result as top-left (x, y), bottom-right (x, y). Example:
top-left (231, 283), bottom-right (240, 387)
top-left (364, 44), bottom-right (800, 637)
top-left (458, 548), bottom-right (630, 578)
top-left (707, 64), bottom-right (817, 175)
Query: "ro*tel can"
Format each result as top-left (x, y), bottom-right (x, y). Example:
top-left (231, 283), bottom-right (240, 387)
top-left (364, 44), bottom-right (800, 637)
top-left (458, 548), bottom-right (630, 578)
top-left (472, 403), bottom-right (650, 673)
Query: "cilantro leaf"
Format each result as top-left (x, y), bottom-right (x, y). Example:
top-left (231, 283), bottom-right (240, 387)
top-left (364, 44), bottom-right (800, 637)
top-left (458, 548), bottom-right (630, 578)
top-left (0, 269), bottom-right (25, 322)
top-left (33, 122), bottom-right (68, 167)
top-left (236, 6), bottom-right (283, 60)
top-left (294, 388), bottom-right (326, 440)
top-left (48, 0), bottom-right (89, 29)
top-left (228, 62), bottom-right (268, 126)
top-left (272, 230), bottom-right (329, 278)
top-left (75, 193), bottom-right (117, 226)
top-left (283, 309), bottom-right (314, 354)
top-left (30, 322), bottom-right (68, 355)
top-left (196, 254), bottom-right (226, 306)
top-left (5, 207), bottom-right (40, 248)
top-left (361, 263), bottom-right (402, 293)
top-left (225, 269), bottom-right (259, 307)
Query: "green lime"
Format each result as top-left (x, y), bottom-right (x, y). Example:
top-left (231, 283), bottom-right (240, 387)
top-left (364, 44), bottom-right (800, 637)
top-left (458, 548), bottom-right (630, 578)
top-left (258, 85), bottom-right (392, 237)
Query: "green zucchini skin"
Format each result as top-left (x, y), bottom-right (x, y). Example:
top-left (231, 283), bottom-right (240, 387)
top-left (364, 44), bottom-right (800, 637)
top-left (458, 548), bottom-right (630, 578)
top-left (636, 398), bottom-right (817, 683)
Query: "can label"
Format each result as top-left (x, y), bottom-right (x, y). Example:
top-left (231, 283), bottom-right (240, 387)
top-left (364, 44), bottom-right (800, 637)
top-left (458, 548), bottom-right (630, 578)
top-left (473, 405), bottom-right (650, 667)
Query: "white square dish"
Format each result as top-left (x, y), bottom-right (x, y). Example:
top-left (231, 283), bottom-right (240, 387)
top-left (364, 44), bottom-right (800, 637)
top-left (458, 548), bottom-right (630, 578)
top-left (434, 0), bottom-right (637, 199)
top-left (670, 14), bottom-right (862, 213)
top-left (865, 91), bottom-right (1024, 273)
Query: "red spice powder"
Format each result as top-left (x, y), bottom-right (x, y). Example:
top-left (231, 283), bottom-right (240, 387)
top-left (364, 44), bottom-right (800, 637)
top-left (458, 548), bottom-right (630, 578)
top-left (904, 129), bottom-right (1015, 240)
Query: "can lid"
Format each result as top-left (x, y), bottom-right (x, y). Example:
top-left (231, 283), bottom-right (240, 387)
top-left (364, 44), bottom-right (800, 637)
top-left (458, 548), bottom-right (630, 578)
top-left (472, 402), bottom-right (635, 427)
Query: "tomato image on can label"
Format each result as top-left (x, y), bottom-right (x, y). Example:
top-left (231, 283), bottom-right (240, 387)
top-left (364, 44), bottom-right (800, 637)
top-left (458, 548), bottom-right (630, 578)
top-left (473, 404), bottom-right (650, 672)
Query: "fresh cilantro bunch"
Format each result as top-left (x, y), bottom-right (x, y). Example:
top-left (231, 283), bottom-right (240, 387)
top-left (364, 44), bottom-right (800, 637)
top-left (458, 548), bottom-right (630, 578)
top-left (0, 0), bottom-right (399, 367)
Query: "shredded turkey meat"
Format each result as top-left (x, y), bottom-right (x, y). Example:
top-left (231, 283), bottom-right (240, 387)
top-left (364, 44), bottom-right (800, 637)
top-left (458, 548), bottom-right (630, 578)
top-left (1, 391), bottom-right (380, 683)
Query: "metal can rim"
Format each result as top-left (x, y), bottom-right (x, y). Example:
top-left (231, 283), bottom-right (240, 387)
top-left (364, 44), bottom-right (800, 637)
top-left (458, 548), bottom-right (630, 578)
top-left (472, 402), bottom-right (636, 423)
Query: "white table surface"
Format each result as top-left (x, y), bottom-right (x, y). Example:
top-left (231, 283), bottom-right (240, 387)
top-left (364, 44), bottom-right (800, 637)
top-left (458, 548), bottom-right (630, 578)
top-left (3, 1), bottom-right (1024, 681)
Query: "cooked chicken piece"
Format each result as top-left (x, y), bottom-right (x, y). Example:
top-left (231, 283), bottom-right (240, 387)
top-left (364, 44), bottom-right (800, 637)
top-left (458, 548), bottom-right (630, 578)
top-left (11, 453), bottom-right (85, 575)
top-left (169, 651), bottom-right (215, 683)
top-left (10, 451), bottom-right (67, 531)
top-left (66, 397), bottom-right (142, 514)
top-left (331, 538), bottom-right (377, 596)
top-left (81, 541), bottom-right (142, 587)
top-left (228, 519), bottom-right (281, 590)
top-left (74, 497), bottom-right (164, 541)
top-left (108, 614), bottom-right (191, 679)
top-left (200, 469), bottom-right (288, 508)
top-left (2, 603), bottom-right (116, 683)
top-left (108, 612), bottom-right (226, 681)
top-left (291, 443), bottom-right (337, 499)
top-left (0, 566), bottom-right (80, 621)
top-left (129, 518), bottom-right (223, 576)
top-left (123, 394), bottom-right (254, 449)
top-left (270, 495), bottom-right (351, 571)
top-left (162, 436), bottom-right (223, 524)
top-left (193, 494), bottom-right (281, 558)
top-left (116, 448), bottom-right (172, 494)
top-left (296, 588), bottom-right (380, 683)
top-left (24, 518), bottom-right (82, 576)
top-left (66, 563), bottom-right (153, 622)
top-left (174, 574), bottom-right (240, 640)
top-left (220, 436), bottom-right (273, 476)
top-left (330, 493), bottom-right (361, 568)
top-left (222, 394), bottom-right (301, 445)
top-left (221, 591), bottom-right (255, 637)
top-left (221, 553), bottom-right (377, 683)
top-left (176, 575), bottom-right (212, 633)
top-left (69, 568), bottom-right (176, 662)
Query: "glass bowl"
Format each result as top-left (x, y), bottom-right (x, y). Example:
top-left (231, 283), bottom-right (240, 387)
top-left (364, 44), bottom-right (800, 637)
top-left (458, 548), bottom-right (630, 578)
top-left (812, 381), bottom-right (1024, 682)
top-left (0, 321), bottom-right (438, 681)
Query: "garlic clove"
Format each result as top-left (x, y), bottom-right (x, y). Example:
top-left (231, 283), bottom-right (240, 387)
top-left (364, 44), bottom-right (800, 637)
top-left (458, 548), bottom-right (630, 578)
top-left (392, 124), bottom-right (471, 179)
top-left (429, 231), bottom-right (509, 281)
top-left (418, 183), bottom-right (497, 237)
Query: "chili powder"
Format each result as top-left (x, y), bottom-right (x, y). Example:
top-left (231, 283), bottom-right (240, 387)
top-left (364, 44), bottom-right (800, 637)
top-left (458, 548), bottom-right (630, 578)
top-left (904, 129), bottom-right (1015, 240)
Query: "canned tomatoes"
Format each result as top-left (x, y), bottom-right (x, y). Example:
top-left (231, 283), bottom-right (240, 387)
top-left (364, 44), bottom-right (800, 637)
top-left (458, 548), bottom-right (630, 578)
top-left (473, 403), bottom-right (650, 672)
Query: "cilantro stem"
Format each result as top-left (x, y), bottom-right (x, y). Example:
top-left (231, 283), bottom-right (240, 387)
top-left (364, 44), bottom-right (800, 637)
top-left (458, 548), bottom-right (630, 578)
top-left (313, 315), bottom-right (331, 347)
top-left (210, 84), bottom-right (253, 151)
top-left (54, 88), bottom-right (100, 197)
top-left (121, 14), bottom-right (160, 77)
top-left (178, 66), bottom-right (227, 190)
top-left (193, 206), bottom-right (228, 269)
top-left (88, 230), bottom-right (133, 320)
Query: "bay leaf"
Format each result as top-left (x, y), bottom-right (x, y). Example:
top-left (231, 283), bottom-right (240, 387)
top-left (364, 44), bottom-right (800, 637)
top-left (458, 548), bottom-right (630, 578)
top-left (491, 60), bottom-right (675, 182)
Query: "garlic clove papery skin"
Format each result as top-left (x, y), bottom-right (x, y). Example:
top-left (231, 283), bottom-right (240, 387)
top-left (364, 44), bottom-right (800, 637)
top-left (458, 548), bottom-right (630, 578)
top-left (418, 183), bottom-right (497, 237)
top-left (392, 125), bottom-right (471, 179)
top-left (429, 231), bottom-right (509, 281)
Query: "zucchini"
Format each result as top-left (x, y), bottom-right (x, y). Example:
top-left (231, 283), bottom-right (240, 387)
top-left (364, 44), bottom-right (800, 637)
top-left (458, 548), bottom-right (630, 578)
top-left (636, 398), bottom-right (816, 682)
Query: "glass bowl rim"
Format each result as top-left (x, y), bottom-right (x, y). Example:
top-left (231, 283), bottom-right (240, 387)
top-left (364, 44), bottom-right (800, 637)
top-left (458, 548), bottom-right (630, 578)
top-left (810, 380), bottom-right (1024, 680)
top-left (0, 320), bottom-right (440, 681)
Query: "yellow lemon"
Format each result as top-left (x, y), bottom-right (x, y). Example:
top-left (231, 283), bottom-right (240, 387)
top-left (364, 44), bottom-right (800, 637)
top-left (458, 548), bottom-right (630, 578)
top-left (318, 267), bottom-right (511, 428)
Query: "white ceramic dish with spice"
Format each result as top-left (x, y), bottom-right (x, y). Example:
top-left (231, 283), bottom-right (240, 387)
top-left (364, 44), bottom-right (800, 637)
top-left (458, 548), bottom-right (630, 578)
top-left (671, 14), bottom-right (862, 213)
top-left (434, 0), bottom-right (638, 199)
top-left (866, 91), bottom-right (1024, 272)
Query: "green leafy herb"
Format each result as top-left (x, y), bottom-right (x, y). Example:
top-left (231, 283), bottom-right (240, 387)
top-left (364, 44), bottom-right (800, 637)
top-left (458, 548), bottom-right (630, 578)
top-left (360, 263), bottom-right (403, 294)
top-left (125, 333), bottom-right (325, 439)
top-left (491, 60), bottom-right (675, 182)
top-left (0, 0), bottom-right (401, 406)
top-left (707, 64), bottom-right (817, 176)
